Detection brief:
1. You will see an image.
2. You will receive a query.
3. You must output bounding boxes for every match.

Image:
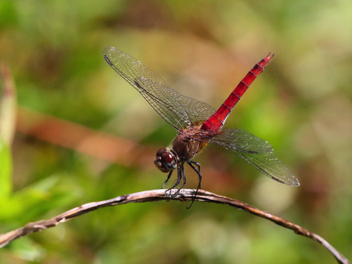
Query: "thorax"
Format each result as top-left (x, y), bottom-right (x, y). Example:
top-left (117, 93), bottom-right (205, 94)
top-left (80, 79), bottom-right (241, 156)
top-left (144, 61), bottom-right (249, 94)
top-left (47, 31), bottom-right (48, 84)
top-left (172, 125), bottom-right (213, 162)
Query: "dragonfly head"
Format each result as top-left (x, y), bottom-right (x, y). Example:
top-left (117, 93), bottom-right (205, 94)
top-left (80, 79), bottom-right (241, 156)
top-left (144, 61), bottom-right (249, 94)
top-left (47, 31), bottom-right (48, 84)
top-left (154, 148), bottom-right (177, 173)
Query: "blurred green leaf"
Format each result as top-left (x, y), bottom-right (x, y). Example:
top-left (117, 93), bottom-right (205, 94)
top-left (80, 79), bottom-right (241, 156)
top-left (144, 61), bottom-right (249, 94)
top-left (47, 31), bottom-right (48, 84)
top-left (0, 0), bottom-right (17, 28)
top-left (0, 139), bottom-right (12, 199)
top-left (0, 175), bottom-right (80, 221)
top-left (11, 236), bottom-right (45, 262)
top-left (0, 64), bottom-right (16, 146)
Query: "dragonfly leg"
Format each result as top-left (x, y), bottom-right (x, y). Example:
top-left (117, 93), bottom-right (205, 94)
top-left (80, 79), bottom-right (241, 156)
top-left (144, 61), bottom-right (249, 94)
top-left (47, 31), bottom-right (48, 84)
top-left (162, 170), bottom-right (174, 200)
top-left (162, 170), bottom-right (174, 189)
top-left (173, 164), bottom-right (187, 197)
top-left (187, 160), bottom-right (202, 209)
top-left (165, 164), bottom-right (183, 197)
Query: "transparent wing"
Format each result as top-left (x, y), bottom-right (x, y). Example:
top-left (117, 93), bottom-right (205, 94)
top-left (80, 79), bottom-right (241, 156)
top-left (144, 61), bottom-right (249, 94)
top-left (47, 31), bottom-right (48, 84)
top-left (208, 128), bottom-right (299, 186)
top-left (104, 47), bottom-right (216, 130)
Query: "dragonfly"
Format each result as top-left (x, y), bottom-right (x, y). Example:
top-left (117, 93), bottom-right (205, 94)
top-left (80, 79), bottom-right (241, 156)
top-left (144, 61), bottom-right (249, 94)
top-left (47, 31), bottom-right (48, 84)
top-left (103, 46), bottom-right (299, 206)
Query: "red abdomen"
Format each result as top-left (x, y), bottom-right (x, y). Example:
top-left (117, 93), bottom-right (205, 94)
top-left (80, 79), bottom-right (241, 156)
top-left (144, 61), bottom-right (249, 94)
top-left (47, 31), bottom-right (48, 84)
top-left (201, 53), bottom-right (274, 132)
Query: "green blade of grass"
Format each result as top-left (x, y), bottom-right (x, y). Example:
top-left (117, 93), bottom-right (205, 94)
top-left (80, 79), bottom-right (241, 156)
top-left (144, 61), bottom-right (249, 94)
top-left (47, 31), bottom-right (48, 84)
top-left (0, 63), bottom-right (16, 198)
top-left (0, 139), bottom-right (12, 198)
top-left (0, 63), bottom-right (16, 145)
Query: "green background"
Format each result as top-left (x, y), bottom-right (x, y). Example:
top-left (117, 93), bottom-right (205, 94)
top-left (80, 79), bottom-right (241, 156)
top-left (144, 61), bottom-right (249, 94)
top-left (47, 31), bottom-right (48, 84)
top-left (1, 0), bottom-right (351, 263)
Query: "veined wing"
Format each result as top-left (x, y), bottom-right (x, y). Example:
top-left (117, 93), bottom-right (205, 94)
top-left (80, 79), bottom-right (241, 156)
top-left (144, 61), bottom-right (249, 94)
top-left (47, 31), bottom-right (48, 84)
top-left (208, 128), bottom-right (299, 186)
top-left (104, 47), bottom-right (215, 130)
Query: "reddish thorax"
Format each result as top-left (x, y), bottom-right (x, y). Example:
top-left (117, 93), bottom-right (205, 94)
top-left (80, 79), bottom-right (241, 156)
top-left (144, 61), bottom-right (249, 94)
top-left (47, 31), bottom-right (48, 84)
top-left (172, 125), bottom-right (210, 162)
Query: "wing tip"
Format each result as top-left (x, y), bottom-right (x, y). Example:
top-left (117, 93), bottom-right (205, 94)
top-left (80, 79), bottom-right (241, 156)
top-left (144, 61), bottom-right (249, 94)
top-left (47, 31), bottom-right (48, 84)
top-left (271, 175), bottom-right (300, 187)
top-left (292, 180), bottom-right (300, 187)
top-left (289, 175), bottom-right (300, 187)
top-left (103, 54), bottom-right (113, 66)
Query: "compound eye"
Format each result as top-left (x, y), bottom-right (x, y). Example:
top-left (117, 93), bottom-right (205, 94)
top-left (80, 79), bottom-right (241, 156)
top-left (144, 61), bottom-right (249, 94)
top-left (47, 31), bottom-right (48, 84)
top-left (161, 152), bottom-right (174, 164)
top-left (156, 148), bottom-right (167, 157)
top-left (154, 148), bottom-right (177, 172)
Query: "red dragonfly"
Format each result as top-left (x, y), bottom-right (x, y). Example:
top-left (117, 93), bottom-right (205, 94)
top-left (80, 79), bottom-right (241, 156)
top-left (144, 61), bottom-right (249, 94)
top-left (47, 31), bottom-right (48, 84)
top-left (104, 47), bottom-right (299, 203)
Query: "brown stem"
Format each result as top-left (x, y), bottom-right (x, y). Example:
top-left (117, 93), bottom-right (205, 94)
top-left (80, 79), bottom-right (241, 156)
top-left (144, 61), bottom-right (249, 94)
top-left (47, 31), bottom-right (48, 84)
top-left (0, 189), bottom-right (349, 264)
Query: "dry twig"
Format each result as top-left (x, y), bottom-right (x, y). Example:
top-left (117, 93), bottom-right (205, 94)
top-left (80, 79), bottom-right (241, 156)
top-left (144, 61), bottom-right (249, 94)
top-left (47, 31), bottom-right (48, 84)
top-left (0, 189), bottom-right (349, 264)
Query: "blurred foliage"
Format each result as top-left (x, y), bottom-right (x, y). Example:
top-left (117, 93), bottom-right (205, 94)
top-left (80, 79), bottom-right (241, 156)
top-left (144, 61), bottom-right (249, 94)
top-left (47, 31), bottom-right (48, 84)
top-left (0, 0), bottom-right (352, 263)
top-left (0, 139), bottom-right (12, 199)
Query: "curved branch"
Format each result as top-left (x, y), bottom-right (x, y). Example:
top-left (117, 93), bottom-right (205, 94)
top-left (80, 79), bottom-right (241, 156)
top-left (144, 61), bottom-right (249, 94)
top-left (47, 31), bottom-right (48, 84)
top-left (0, 189), bottom-right (349, 264)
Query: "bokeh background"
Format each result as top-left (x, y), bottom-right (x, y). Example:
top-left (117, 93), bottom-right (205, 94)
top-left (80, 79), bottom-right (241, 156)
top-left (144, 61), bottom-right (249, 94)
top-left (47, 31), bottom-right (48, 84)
top-left (1, 0), bottom-right (352, 263)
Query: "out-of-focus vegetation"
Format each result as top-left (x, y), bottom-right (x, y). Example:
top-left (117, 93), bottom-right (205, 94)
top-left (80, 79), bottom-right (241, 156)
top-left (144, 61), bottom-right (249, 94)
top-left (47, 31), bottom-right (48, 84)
top-left (0, 0), bottom-right (351, 263)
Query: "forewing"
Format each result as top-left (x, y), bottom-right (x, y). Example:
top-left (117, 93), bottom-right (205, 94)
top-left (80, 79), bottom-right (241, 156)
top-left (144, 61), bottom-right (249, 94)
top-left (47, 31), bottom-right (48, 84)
top-left (208, 129), bottom-right (299, 186)
top-left (104, 47), bottom-right (215, 130)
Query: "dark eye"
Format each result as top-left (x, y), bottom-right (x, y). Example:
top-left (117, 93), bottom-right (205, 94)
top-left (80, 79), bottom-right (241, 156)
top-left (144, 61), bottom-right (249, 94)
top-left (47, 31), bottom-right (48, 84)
top-left (154, 148), bottom-right (177, 172)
